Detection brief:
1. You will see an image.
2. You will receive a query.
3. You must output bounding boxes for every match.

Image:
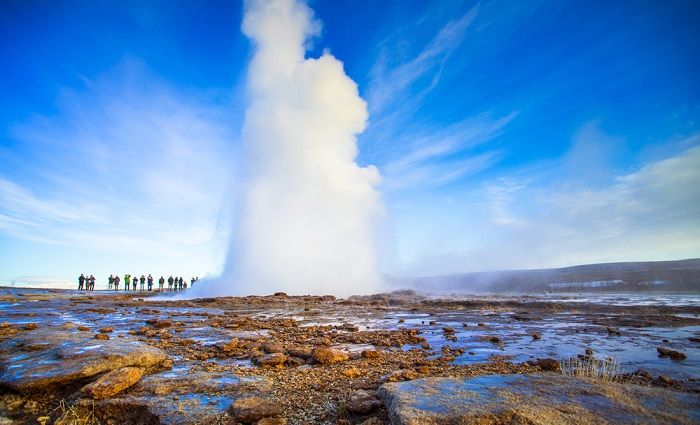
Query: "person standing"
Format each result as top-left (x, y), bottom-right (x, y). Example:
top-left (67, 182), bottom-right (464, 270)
top-left (139, 275), bottom-right (145, 291)
top-left (114, 275), bottom-right (121, 291)
top-left (124, 274), bottom-right (131, 291)
top-left (108, 274), bottom-right (114, 291)
top-left (78, 274), bottom-right (85, 291)
top-left (168, 275), bottom-right (174, 292)
top-left (178, 277), bottom-right (183, 291)
top-left (89, 275), bottom-right (95, 290)
top-left (158, 276), bottom-right (165, 292)
top-left (147, 274), bottom-right (154, 291)
top-left (190, 277), bottom-right (195, 288)
top-left (132, 274), bottom-right (138, 291)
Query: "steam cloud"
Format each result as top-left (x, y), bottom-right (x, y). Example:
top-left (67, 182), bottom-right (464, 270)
top-left (193, 0), bottom-right (384, 297)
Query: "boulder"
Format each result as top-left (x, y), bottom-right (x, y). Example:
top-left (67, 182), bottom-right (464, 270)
top-left (0, 328), bottom-right (169, 392)
top-left (81, 367), bottom-right (145, 399)
top-left (379, 374), bottom-right (700, 424)
top-left (228, 396), bottom-right (282, 423)
top-left (311, 347), bottom-right (349, 364)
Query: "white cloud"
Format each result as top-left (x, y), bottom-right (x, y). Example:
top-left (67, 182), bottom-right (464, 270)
top-left (392, 134), bottom-right (700, 276)
top-left (0, 61), bottom-right (234, 265)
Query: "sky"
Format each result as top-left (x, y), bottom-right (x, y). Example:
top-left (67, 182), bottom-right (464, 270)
top-left (1, 0), bottom-right (699, 286)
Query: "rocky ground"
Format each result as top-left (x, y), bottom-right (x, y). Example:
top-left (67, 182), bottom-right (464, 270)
top-left (0, 288), bottom-right (698, 424)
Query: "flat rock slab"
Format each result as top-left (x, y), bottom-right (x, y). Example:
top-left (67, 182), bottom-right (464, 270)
top-left (379, 373), bottom-right (700, 425)
top-left (0, 328), bottom-right (169, 392)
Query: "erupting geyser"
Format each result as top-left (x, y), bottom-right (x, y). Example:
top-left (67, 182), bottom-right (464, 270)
top-left (194, 0), bottom-right (384, 297)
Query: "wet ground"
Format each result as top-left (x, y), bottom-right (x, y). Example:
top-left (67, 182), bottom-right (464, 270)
top-left (0, 287), bottom-right (698, 424)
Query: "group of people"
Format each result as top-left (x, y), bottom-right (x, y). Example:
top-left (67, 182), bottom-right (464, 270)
top-left (77, 274), bottom-right (96, 290)
top-left (77, 274), bottom-right (200, 291)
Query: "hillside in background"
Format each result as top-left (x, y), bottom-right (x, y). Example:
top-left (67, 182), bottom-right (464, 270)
top-left (399, 258), bottom-right (700, 293)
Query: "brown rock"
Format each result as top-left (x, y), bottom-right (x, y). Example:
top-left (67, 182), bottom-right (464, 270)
top-left (342, 367), bottom-right (362, 378)
top-left (361, 350), bottom-right (381, 359)
top-left (287, 346), bottom-right (312, 359)
top-left (77, 326), bottom-right (90, 332)
top-left (81, 367), bottom-right (144, 399)
top-left (385, 369), bottom-right (418, 382)
top-left (533, 358), bottom-right (561, 372)
top-left (229, 396), bottom-right (282, 423)
top-left (254, 353), bottom-right (287, 367)
top-left (262, 341), bottom-right (285, 354)
top-left (657, 347), bottom-right (687, 360)
top-left (147, 319), bottom-right (173, 329)
top-left (311, 347), bottom-right (349, 364)
top-left (24, 323), bottom-right (38, 330)
top-left (346, 389), bottom-right (381, 414)
top-left (531, 332), bottom-right (542, 340)
top-left (257, 417), bottom-right (287, 425)
top-left (94, 333), bottom-right (110, 340)
top-left (285, 356), bottom-right (305, 367)
top-left (99, 327), bottom-right (113, 333)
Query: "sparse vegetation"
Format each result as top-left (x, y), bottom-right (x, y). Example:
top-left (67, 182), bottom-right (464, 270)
top-left (560, 356), bottom-right (622, 382)
top-left (53, 399), bottom-right (100, 425)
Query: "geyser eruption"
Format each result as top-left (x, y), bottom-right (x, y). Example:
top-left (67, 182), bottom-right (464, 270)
top-left (203, 0), bottom-right (384, 297)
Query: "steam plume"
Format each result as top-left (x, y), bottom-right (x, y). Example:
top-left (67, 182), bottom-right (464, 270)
top-left (196, 0), bottom-right (384, 297)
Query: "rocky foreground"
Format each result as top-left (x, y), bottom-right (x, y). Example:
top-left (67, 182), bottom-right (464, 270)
top-left (0, 288), bottom-right (698, 424)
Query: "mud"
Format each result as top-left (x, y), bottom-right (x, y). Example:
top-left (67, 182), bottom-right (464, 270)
top-left (0, 287), bottom-right (698, 424)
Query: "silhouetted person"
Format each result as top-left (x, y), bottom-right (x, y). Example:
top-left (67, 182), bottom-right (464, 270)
top-left (78, 274), bottom-right (85, 291)
top-left (147, 274), bottom-right (153, 291)
top-left (190, 277), bottom-right (195, 287)
top-left (124, 274), bottom-right (131, 291)
top-left (178, 277), bottom-right (183, 291)
top-left (108, 274), bottom-right (114, 290)
top-left (114, 275), bottom-right (121, 291)
top-left (132, 274), bottom-right (138, 291)
top-left (88, 275), bottom-right (95, 290)
top-left (168, 276), bottom-right (174, 292)
top-left (158, 276), bottom-right (165, 291)
top-left (139, 275), bottom-right (145, 291)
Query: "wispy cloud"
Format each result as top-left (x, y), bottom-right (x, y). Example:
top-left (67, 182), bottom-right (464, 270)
top-left (394, 131), bottom-right (700, 276)
top-left (367, 5), bottom-right (479, 116)
top-left (361, 3), bottom-right (512, 190)
top-left (0, 61), bottom-right (234, 263)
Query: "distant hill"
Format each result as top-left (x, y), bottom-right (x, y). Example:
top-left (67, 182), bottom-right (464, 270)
top-left (398, 258), bottom-right (700, 293)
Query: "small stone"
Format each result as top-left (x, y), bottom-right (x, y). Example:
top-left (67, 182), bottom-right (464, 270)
top-left (311, 347), bottom-right (349, 364)
top-left (533, 358), bottom-right (561, 372)
top-left (81, 367), bottom-right (144, 399)
top-left (257, 417), bottom-right (287, 425)
top-left (77, 326), bottom-right (90, 332)
top-left (262, 341), bottom-right (285, 354)
top-left (385, 369), bottom-right (418, 382)
top-left (94, 333), bottom-right (110, 340)
top-left (442, 327), bottom-right (455, 334)
top-left (24, 323), bottom-right (38, 331)
top-left (229, 396), bottom-right (282, 423)
top-left (285, 356), bottom-right (305, 367)
top-left (657, 347), bottom-right (687, 360)
top-left (361, 350), bottom-right (380, 359)
top-left (585, 348), bottom-right (594, 356)
top-left (99, 327), bottom-right (113, 333)
top-left (477, 322), bottom-right (485, 327)
top-left (254, 353), bottom-right (287, 367)
top-left (531, 332), bottom-right (541, 340)
top-left (342, 367), bottom-right (362, 378)
top-left (346, 390), bottom-right (381, 414)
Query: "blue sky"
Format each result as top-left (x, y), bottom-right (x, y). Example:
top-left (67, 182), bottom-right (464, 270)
top-left (1, 0), bottom-right (699, 284)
